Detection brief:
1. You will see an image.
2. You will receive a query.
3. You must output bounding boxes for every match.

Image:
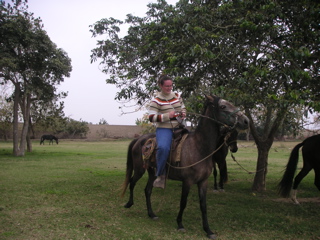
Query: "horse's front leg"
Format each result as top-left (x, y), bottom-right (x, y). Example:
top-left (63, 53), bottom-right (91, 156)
top-left (213, 163), bottom-right (218, 191)
top-left (176, 181), bottom-right (190, 232)
top-left (145, 167), bottom-right (157, 219)
top-left (218, 163), bottom-right (227, 192)
top-left (198, 180), bottom-right (216, 239)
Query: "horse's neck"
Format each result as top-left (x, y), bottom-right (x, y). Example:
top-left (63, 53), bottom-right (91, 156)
top-left (195, 115), bottom-right (221, 148)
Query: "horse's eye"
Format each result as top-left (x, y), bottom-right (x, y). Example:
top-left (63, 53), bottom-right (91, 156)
top-left (220, 105), bottom-right (226, 109)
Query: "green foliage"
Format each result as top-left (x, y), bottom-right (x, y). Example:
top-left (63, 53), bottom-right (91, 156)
top-left (90, 0), bottom-right (319, 121)
top-left (63, 118), bottom-right (90, 138)
top-left (135, 112), bottom-right (156, 134)
top-left (0, 95), bottom-right (13, 140)
top-left (90, 0), bottom-right (320, 190)
top-left (31, 101), bottom-right (67, 135)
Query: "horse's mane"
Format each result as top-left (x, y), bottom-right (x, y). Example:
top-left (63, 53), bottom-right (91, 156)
top-left (195, 96), bottom-right (220, 131)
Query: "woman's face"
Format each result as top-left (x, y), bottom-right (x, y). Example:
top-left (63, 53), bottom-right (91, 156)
top-left (160, 80), bottom-right (173, 95)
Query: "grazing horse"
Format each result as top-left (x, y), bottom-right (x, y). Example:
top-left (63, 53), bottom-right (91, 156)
top-left (121, 95), bottom-right (249, 239)
top-left (278, 134), bottom-right (320, 204)
top-left (40, 134), bottom-right (59, 145)
top-left (212, 129), bottom-right (238, 191)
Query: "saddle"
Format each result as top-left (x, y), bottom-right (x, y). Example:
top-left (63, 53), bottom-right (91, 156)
top-left (141, 128), bottom-right (189, 169)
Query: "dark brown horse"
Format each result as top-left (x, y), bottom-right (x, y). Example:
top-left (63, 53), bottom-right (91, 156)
top-left (212, 129), bottom-right (238, 191)
top-left (278, 134), bottom-right (320, 204)
top-left (121, 95), bottom-right (249, 239)
top-left (40, 135), bottom-right (58, 145)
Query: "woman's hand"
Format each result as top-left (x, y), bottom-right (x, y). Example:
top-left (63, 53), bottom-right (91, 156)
top-left (169, 111), bottom-right (176, 118)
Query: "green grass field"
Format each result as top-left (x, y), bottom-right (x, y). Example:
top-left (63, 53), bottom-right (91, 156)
top-left (0, 139), bottom-right (319, 240)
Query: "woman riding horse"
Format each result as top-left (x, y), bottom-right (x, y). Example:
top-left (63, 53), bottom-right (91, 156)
top-left (122, 95), bottom-right (249, 239)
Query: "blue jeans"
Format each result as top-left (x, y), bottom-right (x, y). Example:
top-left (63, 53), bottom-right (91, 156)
top-left (156, 128), bottom-right (174, 176)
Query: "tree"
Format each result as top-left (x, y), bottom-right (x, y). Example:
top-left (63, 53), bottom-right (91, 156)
top-left (31, 100), bottom-right (67, 136)
top-left (64, 118), bottom-right (89, 139)
top-left (90, 0), bottom-right (320, 191)
top-left (98, 118), bottom-right (109, 125)
top-left (0, 0), bottom-right (72, 156)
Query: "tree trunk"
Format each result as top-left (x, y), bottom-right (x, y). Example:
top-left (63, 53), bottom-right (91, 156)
top-left (251, 141), bottom-right (272, 192)
top-left (17, 94), bottom-right (31, 156)
top-left (26, 134), bottom-right (32, 152)
top-left (13, 84), bottom-right (20, 156)
top-left (27, 116), bottom-right (33, 152)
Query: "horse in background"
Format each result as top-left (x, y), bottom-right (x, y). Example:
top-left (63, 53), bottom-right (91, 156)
top-left (40, 135), bottom-right (59, 145)
top-left (121, 95), bottom-right (249, 239)
top-left (212, 129), bottom-right (239, 191)
top-left (278, 134), bottom-right (320, 204)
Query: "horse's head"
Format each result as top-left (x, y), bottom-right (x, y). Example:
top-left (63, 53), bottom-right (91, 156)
top-left (221, 127), bottom-right (239, 153)
top-left (205, 95), bottom-right (249, 131)
top-left (227, 130), bottom-right (238, 153)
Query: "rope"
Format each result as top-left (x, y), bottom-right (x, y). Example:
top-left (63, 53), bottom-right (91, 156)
top-left (167, 132), bottom-right (232, 170)
top-left (230, 152), bottom-right (266, 174)
top-left (186, 111), bottom-right (230, 129)
top-left (142, 138), bottom-right (156, 161)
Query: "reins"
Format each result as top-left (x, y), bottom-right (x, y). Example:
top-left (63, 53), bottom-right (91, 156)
top-left (167, 132), bottom-right (232, 169)
top-left (178, 109), bottom-right (266, 174)
top-left (165, 99), bottom-right (240, 170)
top-left (230, 152), bottom-right (266, 174)
top-left (186, 111), bottom-right (231, 129)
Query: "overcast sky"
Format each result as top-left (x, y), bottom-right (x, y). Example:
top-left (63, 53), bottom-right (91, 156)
top-left (26, 0), bottom-right (178, 125)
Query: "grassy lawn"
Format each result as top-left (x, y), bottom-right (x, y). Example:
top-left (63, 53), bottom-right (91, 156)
top-left (0, 139), bottom-right (319, 240)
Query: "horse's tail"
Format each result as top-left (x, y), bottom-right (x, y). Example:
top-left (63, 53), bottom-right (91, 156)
top-left (278, 142), bottom-right (304, 197)
top-left (120, 138), bottom-right (137, 198)
top-left (40, 136), bottom-right (44, 145)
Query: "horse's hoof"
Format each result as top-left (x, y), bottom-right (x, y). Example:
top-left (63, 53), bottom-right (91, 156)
top-left (124, 203), bottom-right (133, 208)
top-left (177, 228), bottom-right (186, 232)
top-left (293, 200), bottom-right (300, 205)
top-left (291, 197), bottom-right (300, 205)
top-left (219, 189), bottom-right (225, 192)
top-left (208, 233), bottom-right (217, 239)
top-left (151, 216), bottom-right (159, 220)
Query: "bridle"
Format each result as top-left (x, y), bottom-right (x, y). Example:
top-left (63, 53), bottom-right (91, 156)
top-left (167, 100), bottom-right (241, 170)
top-left (186, 103), bottom-right (241, 130)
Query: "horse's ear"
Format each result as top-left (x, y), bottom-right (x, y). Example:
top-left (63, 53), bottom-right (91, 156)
top-left (205, 95), bottom-right (214, 102)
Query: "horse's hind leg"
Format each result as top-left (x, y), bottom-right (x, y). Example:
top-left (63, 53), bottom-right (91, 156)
top-left (291, 165), bottom-right (312, 204)
top-left (314, 168), bottom-right (320, 191)
top-left (145, 167), bottom-right (157, 219)
top-left (124, 169), bottom-right (145, 208)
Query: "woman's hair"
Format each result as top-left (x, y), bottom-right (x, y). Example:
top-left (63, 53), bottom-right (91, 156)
top-left (157, 74), bottom-right (173, 86)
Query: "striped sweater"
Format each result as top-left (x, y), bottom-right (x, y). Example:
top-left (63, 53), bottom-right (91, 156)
top-left (148, 91), bottom-right (186, 129)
